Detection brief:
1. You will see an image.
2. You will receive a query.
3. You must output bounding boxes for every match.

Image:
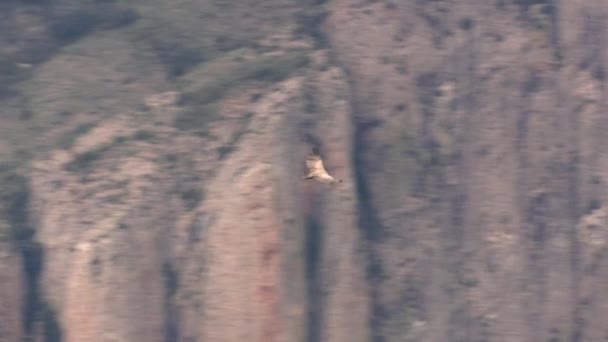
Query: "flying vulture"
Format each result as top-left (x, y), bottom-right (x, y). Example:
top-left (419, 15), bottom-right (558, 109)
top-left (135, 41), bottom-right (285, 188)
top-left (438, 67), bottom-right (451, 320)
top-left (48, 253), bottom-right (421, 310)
top-left (303, 148), bottom-right (342, 184)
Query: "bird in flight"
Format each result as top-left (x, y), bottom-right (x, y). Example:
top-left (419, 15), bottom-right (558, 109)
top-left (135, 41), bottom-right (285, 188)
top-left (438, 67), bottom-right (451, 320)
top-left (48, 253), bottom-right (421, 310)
top-left (303, 148), bottom-right (342, 184)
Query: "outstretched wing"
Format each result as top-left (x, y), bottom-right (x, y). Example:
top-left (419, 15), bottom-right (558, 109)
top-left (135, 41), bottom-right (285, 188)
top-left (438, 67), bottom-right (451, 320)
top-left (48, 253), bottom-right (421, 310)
top-left (305, 152), bottom-right (338, 183)
top-left (306, 154), bottom-right (324, 173)
top-left (316, 172), bottom-right (337, 183)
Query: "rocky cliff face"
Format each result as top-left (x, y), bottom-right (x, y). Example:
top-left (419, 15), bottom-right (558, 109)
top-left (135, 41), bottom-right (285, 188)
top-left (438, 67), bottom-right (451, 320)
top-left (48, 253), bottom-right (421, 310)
top-left (1, 0), bottom-right (607, 342)
top-left (327, 0), bottom-right (608, 341)
top-left (0, 244), bottom-right (22, 342)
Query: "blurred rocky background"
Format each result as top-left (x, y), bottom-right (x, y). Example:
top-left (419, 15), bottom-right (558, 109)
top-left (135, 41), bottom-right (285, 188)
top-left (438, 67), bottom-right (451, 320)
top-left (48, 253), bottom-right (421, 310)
top-left (0, 0), bottom-right (607, 341)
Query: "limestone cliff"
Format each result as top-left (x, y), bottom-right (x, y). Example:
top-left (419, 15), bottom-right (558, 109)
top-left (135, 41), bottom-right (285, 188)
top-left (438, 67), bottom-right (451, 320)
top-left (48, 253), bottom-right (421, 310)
top-left (0, 1), bottom-right (608, 342)
top-left (327, 0), bottom-right (608, 340)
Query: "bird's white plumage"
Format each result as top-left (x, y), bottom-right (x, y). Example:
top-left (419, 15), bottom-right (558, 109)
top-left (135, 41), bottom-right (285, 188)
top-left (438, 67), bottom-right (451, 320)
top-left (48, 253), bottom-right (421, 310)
top-left (304, 151), bottom-right (341, 184)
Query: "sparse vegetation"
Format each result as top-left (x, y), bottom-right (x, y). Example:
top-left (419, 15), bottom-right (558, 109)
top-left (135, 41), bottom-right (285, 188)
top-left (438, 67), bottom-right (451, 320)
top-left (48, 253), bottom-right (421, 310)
top-left (134, 20), bottom-right (209, 78)
top-left (387, 125), bottom-right (451, 196)
top-left (58, 122), bottom-right (96, 149)
top-left (586, 198), bottom-right (601, 213)
top-left (174, 104), bottom-right (219, 135)
top-left (592, 66), bottom-right (605, 81)
top-left (416, 72), bottom-right (441, 116)
top-left (294, 7), bottom-right (329, 47)
top-left (64, 145), bottom-right (111, 174)
top-left (162, 262), bottom-right (179, 298)
top-left (133, 130), bottom-right (155, 141)
top-left (62, 128), bottom-right (159, 174)
top-left (303, 83), bottom-right (318, 113)
top-left (216, 146), bottom-right (235, 160)
top-left (113, 135), bottom-right (129, 145)
top-left (1, 172), bottom-right (34, 242)
top-left (49, 5), bottom-right (139, 44)
top-left (514, 0), bottom-right (550, 9)
top-left (180, 188), bottom-right (203, 210)
top-left (3, 0), bottom-right (608, 341)
top-left (164, 154), bottom-right (178, 164)
top-left (244, 53), bottom-right (310, 82)
top-left (522, 71), bottom-right (542, 94)
top-left (0, 170), bottom-right (63, 341)
top-left (216, 112), bottom-right (253, 160)
top-left (214, 34), bottom-right (246, 53)
top-left (179, 52), bottom-right (310, 107)
top-left (459, 17), bottom-right (474, 31)
top-left (0, 58), bottom-right (30, 99)
top-left (150, 38), bottom-right (206, 78)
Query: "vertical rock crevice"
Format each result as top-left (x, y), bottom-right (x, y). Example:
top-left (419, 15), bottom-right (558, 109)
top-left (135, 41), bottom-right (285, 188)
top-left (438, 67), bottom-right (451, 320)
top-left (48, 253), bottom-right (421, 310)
top-left (4, 174), bottom-right (62, 341)
top-left (322, 13), bottom-right (388, 340)
top-left (303, 204), bottom-right (323, 342)
top-left (345, 73), bottom-right (385, 342)
top-left (162, 261), bottom-right (179, 342)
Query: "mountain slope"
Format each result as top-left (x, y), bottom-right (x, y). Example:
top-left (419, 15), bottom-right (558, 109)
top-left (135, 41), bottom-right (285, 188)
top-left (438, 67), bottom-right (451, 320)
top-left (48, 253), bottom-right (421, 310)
top-left (1, 1), bottom-right (608, 342)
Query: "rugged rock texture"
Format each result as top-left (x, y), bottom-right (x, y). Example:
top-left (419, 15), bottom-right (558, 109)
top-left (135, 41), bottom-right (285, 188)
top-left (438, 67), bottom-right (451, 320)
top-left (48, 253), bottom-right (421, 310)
top-left (327, 0), bottom-right (608, 341)
top-left (1, 0), bottom-right (608, 342)
top-left (0, 243), bottom-right (22, 342)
